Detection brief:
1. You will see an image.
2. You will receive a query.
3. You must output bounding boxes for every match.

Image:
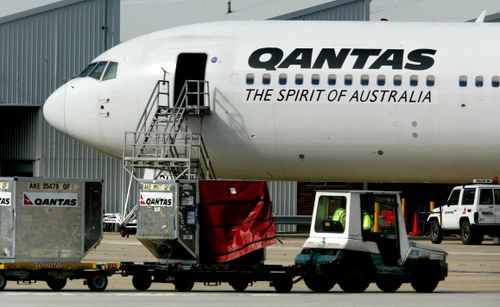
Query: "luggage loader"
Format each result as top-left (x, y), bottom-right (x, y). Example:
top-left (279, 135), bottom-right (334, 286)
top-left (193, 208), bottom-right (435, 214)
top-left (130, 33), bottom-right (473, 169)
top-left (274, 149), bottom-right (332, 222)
top-left (295, 191), bottom-right (448, 293)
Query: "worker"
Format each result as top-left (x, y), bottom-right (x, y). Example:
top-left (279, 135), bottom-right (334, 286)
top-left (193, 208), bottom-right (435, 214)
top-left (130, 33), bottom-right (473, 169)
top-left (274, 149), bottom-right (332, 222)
top-left (332, 205), bottom-right (346, 231)
top-left (362, 210), bottom-right (372, 232)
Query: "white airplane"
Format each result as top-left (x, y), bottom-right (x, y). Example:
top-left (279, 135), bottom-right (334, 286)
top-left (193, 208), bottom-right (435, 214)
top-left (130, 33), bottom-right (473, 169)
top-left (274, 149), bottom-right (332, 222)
top-left (43, 20), bottom-right (500, 183)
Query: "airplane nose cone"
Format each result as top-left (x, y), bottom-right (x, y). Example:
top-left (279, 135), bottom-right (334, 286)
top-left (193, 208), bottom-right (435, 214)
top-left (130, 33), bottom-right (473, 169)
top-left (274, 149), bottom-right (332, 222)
top-left (43, 85), bottom-right (66, 134)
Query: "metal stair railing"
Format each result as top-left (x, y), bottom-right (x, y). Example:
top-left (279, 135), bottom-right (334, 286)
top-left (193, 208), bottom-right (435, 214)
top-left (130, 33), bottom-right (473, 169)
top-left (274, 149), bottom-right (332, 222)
top-left (120, 79), bottom-right (214, 230)
top-left (135, 80), bottom-right (169, 144)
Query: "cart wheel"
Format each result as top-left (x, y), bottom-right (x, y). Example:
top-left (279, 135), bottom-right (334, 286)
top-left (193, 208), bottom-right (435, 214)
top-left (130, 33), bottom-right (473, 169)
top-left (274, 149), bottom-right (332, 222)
top-left (87, 273), bottom-right (108, 292)
top-left (47, 278), bottom-right (67, 291)
top-left (304, 274), bottom-right (335, 293)
top-left (0, 273), bottom-right (7, 290)
top-left (132, 272), bottom-right (152, 291)
top-left (376, 277), bottom-right (402, 293)
top-left (229, 280), bottom-right (249, 292)
top-left (411, 277), bottom-right (439, 293)
top-left (174, 277), bottom-right (194, 292)
top-left (411, 262), bottom-right (440, 293)
top-left (272, 276), bottom-right (293, 293)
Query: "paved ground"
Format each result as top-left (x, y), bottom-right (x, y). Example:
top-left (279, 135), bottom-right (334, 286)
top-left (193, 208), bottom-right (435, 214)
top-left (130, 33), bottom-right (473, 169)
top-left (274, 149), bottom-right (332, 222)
top-left (2, 233), bottom-right (500, 293)
top-left (2, 233), bottom-right (500, 306)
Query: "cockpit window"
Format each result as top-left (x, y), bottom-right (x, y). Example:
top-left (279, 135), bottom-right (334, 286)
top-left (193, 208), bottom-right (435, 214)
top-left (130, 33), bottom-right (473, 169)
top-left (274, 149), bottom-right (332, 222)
top-left (102, 62), bottom-right (118, 80)
top-left (88, 62), bottom-right (108, 80)
top-left (79, 63), bottom-right (97, 77)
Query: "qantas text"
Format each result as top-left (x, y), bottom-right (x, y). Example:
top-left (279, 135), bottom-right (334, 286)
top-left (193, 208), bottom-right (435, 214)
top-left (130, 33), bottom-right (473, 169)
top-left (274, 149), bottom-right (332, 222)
top-left (248, 48), bottom-right (437, 71)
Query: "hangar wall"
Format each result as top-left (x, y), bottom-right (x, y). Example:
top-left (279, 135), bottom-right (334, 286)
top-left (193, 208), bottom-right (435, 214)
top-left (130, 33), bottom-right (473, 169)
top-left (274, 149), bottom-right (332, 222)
top-left (0, 0), bottom-right (122, 213)
top-left (271, 0), bottom-right (370, 21)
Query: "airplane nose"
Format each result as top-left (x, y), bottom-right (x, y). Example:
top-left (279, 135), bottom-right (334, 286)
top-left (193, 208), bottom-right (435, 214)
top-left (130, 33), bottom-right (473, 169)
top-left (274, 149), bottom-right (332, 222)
top-left (43, 85), bottom-right (67, 134)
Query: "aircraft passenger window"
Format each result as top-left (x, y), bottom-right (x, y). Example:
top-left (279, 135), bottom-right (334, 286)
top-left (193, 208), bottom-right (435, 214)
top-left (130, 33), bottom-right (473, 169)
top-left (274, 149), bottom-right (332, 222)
top-left (475, 76), bottom-right (484, 87)
top-left (102, 62), bottom-right (118, 81)
top-left (492, 76), bottom-right (500, 88)
top-left (393, 75), bottom-right (402, 86)
top-left (246, 73), bottom-right (254, 85)
top-left (279, 74), bottom-right (287, 85)
top-left (88, 62), bottom-right (108, 80)
top-left (79, 63), bottom-right (97, 77)
top-left (312, 74), bottom-right (320, 85)
top-left (377, 75), bottom-right (385, 86)
top-left (295, 74), bottom-right (304, 85)
top-left (344, 74), bottom-right (353, 86)
top-left (459, 76), bottom-right (467, 87)
top-left (361, 74), bottom-right (369, 86)
top-left (426, 75), bottom-right (435, 87)
top-left (328, 74), bottom-right (336, 85)
top-left (410, 75), bottom-right (418, 86)
top-left (263, 73), bottom-right (271, 85)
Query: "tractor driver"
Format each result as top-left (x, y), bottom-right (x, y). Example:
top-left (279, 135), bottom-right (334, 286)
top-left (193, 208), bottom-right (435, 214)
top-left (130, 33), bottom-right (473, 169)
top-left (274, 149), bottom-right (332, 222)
top-left (331, 200), bottom-right (346, 232)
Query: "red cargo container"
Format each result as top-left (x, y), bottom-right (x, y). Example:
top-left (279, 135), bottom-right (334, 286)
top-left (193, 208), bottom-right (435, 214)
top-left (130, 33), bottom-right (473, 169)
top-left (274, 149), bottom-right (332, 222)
top-left (198, 181), bottom-right (276, 263)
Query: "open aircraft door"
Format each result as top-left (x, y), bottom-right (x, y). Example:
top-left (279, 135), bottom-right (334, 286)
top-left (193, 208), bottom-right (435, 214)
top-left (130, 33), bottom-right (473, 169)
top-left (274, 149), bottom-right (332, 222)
top-left (174, 53), bottom-right (208, 107)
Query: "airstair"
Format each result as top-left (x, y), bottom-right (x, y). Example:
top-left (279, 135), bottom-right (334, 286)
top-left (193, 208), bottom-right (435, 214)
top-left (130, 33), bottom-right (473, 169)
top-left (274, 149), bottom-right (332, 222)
top-left (119, 79), bottom-right (215, 229)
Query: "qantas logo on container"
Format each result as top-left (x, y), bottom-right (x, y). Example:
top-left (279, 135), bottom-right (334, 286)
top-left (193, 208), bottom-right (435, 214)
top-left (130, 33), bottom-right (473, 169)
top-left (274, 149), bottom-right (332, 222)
top-left (0, 191), bottom-right (11, 206)
top-left (140, 192), bottom-right (173, 207)
top-left (23, 192), bottom-right (78, 207)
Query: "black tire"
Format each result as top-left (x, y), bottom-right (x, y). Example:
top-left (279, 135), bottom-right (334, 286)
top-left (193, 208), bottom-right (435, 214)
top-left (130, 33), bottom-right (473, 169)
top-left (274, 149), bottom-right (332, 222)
top-left (87, 273), bottom-right (108, 292)
top-left (338, 265), bottom-right (370, 293)
top-left (229, 280), bottom-right (249, 292)
top-left (272, 276), bottom-right (293, 293)
top-left (411, 278), bottom-right (439, 293)
top-left (0, 273), bottom-right (7, 290)
top-left (461, 220), bottom-right (483, 245)
top-left (47, 278), bottom-right (67, 291)
top-left (429, 219), bottom-right (443, 244)
top-left (304, 274), bottom-right (335, 293)
top-left (132, 272), bottom-right (152, 291)
top-left (376, 277), bottom-right (402, 293)
top-left (174, 277), bottom-right (194, 292)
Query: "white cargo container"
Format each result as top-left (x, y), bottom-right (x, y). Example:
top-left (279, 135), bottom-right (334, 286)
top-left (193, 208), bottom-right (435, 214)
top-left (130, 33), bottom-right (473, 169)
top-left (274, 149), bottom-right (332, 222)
top-left (0, 177), bottom-right (103, 262)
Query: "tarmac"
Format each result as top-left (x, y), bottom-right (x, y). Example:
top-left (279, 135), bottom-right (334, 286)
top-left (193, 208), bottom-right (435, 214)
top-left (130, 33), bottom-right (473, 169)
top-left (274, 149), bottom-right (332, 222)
top-left (1, 233), bottom-right (500, 306)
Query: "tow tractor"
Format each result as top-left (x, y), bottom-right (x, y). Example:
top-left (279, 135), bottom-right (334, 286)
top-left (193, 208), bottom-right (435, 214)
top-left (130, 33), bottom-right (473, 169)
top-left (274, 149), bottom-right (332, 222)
top-left (121, 181), bottom-right (448, 293)
top-left (295, 190), bottom-right (447, 293)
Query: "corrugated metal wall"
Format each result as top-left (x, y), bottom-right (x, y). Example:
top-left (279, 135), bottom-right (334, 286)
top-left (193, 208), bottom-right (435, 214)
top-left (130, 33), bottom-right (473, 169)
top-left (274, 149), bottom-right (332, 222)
top-left (292, 0), bottom-right (369, 21)
top-left (271, 0), bottom-right (370, 21)
top-left (0, 0), bottom-right (119, 106)
top-left (0, 0), bottom-right (122, 213)
top-left (268, 181), bottom-right (297, 232)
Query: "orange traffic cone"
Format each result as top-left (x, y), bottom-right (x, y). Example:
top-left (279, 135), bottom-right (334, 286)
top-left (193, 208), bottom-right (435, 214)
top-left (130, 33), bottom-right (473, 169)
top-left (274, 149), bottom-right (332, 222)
top-left (408, 212), bottom-right (421, 237)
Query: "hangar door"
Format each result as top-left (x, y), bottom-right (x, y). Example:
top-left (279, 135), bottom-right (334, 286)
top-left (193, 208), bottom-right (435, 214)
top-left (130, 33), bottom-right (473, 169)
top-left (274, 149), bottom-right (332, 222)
top-left (0, 107), bottom-right (37, 177)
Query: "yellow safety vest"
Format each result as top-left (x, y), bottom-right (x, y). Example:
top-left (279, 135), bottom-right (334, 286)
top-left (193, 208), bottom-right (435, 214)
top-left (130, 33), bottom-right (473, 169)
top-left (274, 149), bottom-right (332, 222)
top-left (363, 211), bottom-right (372, 230)
top-left (332, 207), bottom-right (346, 227)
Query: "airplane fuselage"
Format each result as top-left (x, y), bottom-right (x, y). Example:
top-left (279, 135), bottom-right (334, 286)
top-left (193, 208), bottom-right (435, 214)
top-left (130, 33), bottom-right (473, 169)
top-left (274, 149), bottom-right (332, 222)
top-left (43, 21), bottom-right (500, 182)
